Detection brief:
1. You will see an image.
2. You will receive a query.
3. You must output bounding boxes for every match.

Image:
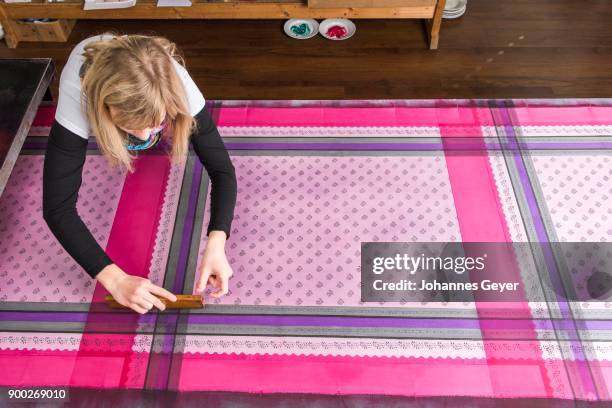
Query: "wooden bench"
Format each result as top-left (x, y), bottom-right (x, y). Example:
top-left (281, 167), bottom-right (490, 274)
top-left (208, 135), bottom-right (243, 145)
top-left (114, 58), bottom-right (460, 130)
top-left (0, 0), bottom-right (446, 49)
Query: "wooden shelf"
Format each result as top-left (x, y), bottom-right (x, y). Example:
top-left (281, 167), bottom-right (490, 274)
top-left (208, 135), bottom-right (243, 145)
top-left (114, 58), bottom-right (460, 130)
top-left (0, 0), bottom-right (446, 48)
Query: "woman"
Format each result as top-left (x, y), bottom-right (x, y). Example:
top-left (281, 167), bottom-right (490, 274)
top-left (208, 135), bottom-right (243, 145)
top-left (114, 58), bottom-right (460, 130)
top-left (42, 33), bottom-right (237, 314)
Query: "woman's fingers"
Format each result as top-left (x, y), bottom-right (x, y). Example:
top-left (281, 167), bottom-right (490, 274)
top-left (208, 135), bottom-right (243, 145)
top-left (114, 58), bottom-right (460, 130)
top-left (148, 283), bottom-right (177, 303)
top-left (134, 299), bottom-right (154, 311)
top-left (196, 268), bottom-right (212, 293)
top-left (143, 292), bottom-right (166, 311)
top-left (208, 275), bottom-right (220, 288)
top-left (129, 302), bottom-right (149, 314)
top-left (127, 292), bottom-right (166, 314)
top-left (210, 275), bottom-right (229, 298)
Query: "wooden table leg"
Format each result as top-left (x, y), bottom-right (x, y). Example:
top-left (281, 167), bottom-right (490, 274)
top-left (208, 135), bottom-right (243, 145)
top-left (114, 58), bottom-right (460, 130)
top-left (425, 0), bottom-right (446, 50)
top-left (0, 5), bottom-right (19, 48)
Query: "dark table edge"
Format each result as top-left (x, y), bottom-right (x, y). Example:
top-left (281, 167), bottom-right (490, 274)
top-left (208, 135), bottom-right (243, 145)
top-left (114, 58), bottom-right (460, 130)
top-left (0, 387), bottom-right (605, 408)
top-left (0, 58), bottom-right (54, 197)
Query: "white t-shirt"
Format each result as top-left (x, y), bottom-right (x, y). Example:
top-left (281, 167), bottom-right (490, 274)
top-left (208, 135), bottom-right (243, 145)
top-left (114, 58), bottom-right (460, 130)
top-left (55, 34), bottom-right (206, 139)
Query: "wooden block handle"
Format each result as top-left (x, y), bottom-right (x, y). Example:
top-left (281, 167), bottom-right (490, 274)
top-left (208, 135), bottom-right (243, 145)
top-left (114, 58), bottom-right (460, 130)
top-left (105, 294), bottom-right (204, 310)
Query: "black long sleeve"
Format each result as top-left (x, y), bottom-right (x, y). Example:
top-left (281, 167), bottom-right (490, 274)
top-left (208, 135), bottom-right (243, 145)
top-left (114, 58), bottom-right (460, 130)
top-left (42, 120), bottom-right (114, 279)
top-left (191, 107), bottom-right (237, 239)
top-left (42, 108), bottom-right (236, 281)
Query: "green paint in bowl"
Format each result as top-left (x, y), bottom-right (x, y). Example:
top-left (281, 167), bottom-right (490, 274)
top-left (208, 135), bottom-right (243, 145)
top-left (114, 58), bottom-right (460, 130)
top-left (290, 23), bottom-right (311, 37)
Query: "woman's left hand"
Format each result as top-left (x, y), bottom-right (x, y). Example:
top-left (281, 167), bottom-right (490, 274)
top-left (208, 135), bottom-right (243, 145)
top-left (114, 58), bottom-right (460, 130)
top-left (195, 231), bottom-right (233, 300)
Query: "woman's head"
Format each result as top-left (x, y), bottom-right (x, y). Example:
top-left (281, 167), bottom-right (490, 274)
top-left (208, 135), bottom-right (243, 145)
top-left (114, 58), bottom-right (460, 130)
top-left (80, 33), bottom-right (196, 172)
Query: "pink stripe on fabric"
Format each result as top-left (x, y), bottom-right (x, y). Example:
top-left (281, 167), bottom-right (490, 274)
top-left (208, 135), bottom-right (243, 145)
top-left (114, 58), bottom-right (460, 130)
top-left (0, 350), bottom-right (151, 388)
top-left (216, 107), bottom-right (496, 127)
top-left (69, 155), bottom-right (171, 389)
top-left (33, 104), bottom-right (612, 130)
top-left (179, 353), bottom-right (558, 397)
top-left (512, 107), bottom-right (612, 126)
top-left (1, 350), bottom-right (78, 387)
top-left (32, 105), bottom-right (56, 127)
top-left (3, 350), bottom-right (557, 397)
top-left (440, 111), bottom-right (558, 397)
top-left (595, 364), bottom-right (612, 395)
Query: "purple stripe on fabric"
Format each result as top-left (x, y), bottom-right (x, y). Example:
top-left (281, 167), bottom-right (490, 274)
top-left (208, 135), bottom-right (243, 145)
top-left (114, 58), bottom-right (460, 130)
top-left (145, 314), bottom-right (178, 390)
top-left (531, 319), bottom-right (612, 332)
top-left (521, 142), bottom-right (612, 150)
top-left (145, 158), bottom-right (203, 391)
top-left (579, 320), bottom-right (612, 331)
top-left (173, 159), bottom-right (203, 294)
top-left (159, 315), bottom-right (179, 353)
top-left (186, 314), bottom-right (479, 329)
top-left (3, 310), bottom-right (612, 330)
top-left (226, 142), bottom-right (443, 150)
top-left (0, 311), bottom-right (89, 322)
top-left (22, 142), bottom-right (99, 149)
top-left (496, 101), bottom-right (599, 399)
top-left (224, 142), bottom-right (496, 151)
top-left (0, 311), bottom-right (155, 323)
top-left (185, 314), bottom-right (612, 331)
top-left (224, 141), bottom-right (612, 151)
top-left (22, 142), bottom-right (44, 149)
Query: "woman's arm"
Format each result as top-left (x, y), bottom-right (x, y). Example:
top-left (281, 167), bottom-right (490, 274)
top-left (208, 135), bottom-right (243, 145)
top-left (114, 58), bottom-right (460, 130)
top-left (190, 107), bottom-right (237, 238)
top-left (43, 120), bottom-right (114, 279)
top-left (190, 107), bottom-right (237, 298)
top-left (43, 120), bottom-right (177, 312)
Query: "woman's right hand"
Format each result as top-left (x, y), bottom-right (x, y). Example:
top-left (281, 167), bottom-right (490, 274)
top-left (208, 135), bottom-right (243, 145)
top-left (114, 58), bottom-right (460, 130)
top-left (95, 264), bottom-right (177, 314)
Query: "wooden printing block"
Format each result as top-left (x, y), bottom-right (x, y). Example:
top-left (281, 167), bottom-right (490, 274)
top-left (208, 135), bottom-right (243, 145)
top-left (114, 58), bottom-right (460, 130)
top-left (105, 294), bottom-right (204, 310)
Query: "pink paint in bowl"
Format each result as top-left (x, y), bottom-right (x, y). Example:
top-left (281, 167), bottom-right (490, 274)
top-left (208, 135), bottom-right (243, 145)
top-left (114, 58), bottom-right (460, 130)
top-left (326, 25), bottom-right (348, 39)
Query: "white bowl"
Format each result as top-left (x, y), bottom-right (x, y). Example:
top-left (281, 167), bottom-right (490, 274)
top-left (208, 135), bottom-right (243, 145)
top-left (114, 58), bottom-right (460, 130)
top-left (319, 19), bottom-right (356, 41)
top-left (443, 0), bottom-right (467, 19)
top-left (284, 19), bottom-right (319, 40)
top-left (443, 5), bottom-right (467, 19)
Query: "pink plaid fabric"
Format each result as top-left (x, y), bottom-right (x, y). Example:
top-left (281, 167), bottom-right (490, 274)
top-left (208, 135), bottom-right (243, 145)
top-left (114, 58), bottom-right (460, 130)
top-left (2, 99), bottom-right (612, 401)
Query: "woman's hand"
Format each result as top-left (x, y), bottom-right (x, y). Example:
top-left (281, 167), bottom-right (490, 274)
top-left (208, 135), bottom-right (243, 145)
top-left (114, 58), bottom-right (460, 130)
top-left (195, 231), bottom-right (233, 300)
top-left (96, 264), bottom-right (177, 314)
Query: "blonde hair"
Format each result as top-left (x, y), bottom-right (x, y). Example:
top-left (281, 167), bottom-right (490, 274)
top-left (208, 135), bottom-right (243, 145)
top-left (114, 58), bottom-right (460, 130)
top-left (80, 33), bottom-right (196, 173)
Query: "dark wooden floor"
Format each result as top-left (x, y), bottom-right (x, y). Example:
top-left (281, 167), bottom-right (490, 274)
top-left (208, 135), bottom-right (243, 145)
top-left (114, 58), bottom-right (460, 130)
top-left (1, 0), bottom-right (611, 100)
